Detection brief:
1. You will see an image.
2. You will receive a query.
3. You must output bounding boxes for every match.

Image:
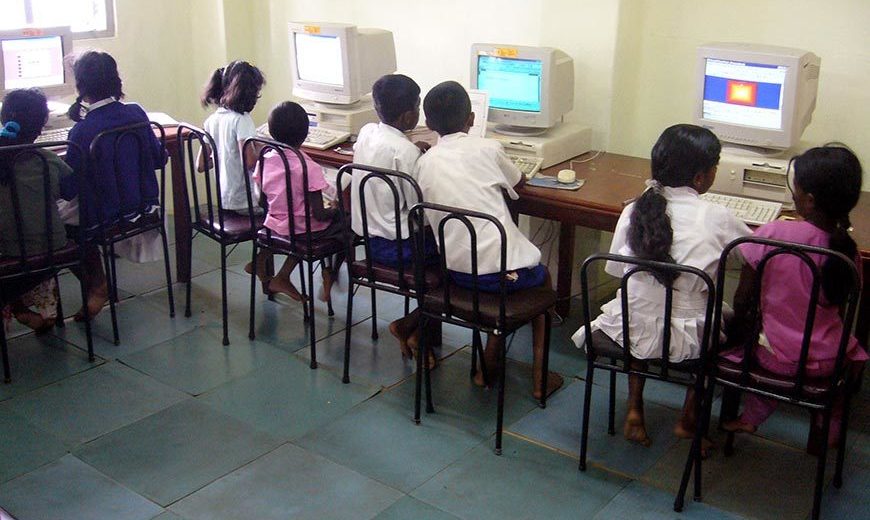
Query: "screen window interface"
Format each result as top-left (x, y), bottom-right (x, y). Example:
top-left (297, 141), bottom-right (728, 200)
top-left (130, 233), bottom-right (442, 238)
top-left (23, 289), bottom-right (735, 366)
top-left (477, 55), bottom-right (542, 113)
top-left (702, 58), bottom-right (787, 130)
top-left (294, 33), bottom-right (344, 86)
top-left (2, 36), bottom-right (65, 89)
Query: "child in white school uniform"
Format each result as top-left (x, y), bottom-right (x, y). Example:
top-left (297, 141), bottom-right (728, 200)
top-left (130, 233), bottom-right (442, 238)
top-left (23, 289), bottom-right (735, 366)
top-left (415, 80), bottom-right (563, 399)
top-left (571, 124), bottom-right (751, 448)
top-left (352, 74), bottom-right (436, 359)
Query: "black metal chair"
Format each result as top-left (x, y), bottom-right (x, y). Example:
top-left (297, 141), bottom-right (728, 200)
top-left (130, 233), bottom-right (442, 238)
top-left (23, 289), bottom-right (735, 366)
top-left (246, 137), bottom-right (344, 368)
top-left (83, 121), bottom-right (175, 345)
top-left (0, 141), bottom-right (94, 382)
top-left (176, 124), bottom-right (263, 345)
top-left (575, 254), bottom-right (715, 510)
top-left (680, 236), bottom-right (862, 520)
top-left (409, 202), bottom-right (555, 455)
top-left (336, 163), bottom-right (439, 383)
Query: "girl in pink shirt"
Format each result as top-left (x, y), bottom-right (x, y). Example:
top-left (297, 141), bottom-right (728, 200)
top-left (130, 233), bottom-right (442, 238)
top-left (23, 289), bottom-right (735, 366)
top-left (253, 101), bottom-right (345, 302)
top-left (724, 146), bottom-right (866, 443)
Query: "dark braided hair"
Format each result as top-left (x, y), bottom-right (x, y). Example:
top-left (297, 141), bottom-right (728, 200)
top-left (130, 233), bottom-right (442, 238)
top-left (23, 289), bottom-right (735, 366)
top-left (201, 60), bottom-right (265, 114)
top-left (792, 146), bottom-right (863, 305)
top-left (628, 124), bottom-right (721, 284)
top-left (0, 88), bottom-right (49, 185)
top-left (66, 51), bottom-right (125, 123)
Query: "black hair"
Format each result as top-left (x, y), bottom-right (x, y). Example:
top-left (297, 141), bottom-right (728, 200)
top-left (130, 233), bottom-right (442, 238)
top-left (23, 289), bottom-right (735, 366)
top-left (267, 101), bottom-right (309, 148)
top-left (0, 88), bottom-right (49, 185)
top-left (66, 51), bottom-right (125, 122)
top-left (201, 60), bottom-right (265, 114)
top-left (792, 145), bottom-right (863, 305)
top-left (423, 81), bottom-right (471, 136)
top-left (372, 74), bottom-right (421, 124)
top-left (628, 124), bottom-right (721, 284)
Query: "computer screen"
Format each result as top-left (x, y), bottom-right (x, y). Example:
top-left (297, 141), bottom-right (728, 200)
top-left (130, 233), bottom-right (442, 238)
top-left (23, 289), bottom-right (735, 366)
top-left (0, 27), bottom-right (73, 97)
top-left (288, 22), bottom-right (396, 105)
top-left (696, 43), bottom-right (820, 151)
top-left (470, 44), bottom-right (573, 135)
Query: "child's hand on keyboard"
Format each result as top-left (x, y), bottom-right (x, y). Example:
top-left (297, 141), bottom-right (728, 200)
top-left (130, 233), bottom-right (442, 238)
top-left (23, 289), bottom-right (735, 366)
top-left (414, 141), bottom-right (431, 153)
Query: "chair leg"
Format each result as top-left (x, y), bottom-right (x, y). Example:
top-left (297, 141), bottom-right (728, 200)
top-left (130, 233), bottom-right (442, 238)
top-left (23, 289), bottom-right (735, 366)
top-left (324, 260), bottom-right (335, 317)
top-left (160, 225), bottom-right (175, 318)
top-left (1, 328), bottom-right (10, 384)
top-left (692, 379), bottom-right (705, 502)
top-left (579, 359), bottom-right (595, 471)
top-left (607, 368), bottom-right (617, 436)
top-left (414, 314), bottom-right (427, 424)
top-left (834, 389), bottom-right (853, 489)
top-left (370, 285), bottom-right (379, 340)
top-left (185, 236), bottom-right (193, 318)
top-left (296, 256), bottom-right (309, 322)
top-left (494, 335), bottom-right (508, 455)
top-left (471, 329), bottom-right (481, 379)
top-left (539, 311), bottom-right (552, 409)
top-left (77, 264), bottom-right (95, 362)
top-left (307, 260), bottom-right (317, 369)
top-left (424, 318), bottom-right (435, 414)
top-left (103, 245), bottom-right (120, 346)
top-left (248, 244), bottom-right (257, 340)
top-left (811, 408), bottom-right (834, 520)
top-left (342, 280), bottom-right (355, 384)
top-left (220, 244), bottom-right (229, 346)
top-left (53, 273), bottom-right (65, 328)
top-left (404, 295), bottom-right (410, 316)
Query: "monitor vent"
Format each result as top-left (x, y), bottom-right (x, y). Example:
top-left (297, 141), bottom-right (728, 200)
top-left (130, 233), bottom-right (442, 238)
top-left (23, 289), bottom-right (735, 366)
top-left (805, 63), bottom-right (820, 80)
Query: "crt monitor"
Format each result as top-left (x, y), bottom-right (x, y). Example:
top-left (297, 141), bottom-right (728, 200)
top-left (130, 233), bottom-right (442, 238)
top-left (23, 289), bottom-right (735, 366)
top-left (696, 42), bottom-right (821, 151)
top-left (470, 43), bottom-right (574, 135)
top-left (288, 22), bottom-right (396, 105)
top-left (0, 26), bottom-right (73, 98)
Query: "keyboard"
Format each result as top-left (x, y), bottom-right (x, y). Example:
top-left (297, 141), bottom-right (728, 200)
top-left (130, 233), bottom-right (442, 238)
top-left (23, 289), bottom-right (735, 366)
top-left (303, 126), bottom-right (351, 150)
top-left (700, 192), bottom-right (782, 226)
top-left (34, 127), bottom-right (71, 144)
top-left (509, 154), bottom-right (544, 180)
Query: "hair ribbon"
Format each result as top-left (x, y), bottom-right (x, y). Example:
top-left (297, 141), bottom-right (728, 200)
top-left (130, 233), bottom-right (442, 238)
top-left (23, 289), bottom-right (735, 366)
top-left (0, 121), bottom-right (20, 139)
top-left (644, 178), bottom-right (663, 193)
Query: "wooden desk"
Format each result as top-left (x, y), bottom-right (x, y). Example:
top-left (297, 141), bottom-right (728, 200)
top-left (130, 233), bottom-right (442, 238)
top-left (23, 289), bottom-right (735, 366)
top-left (169, 144), bottom-right (869, 346)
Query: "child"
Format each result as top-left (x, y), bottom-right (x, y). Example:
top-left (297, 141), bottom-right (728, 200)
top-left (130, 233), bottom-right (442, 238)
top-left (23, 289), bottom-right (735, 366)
top-left (0, 88), bottom-right (70, 332)
top-left (352, 74), bottom-right (435, 358)
top-left (60, 50), bottom-right (165, 319)
top-left (723, 146), bottom-right (867, 446)
top-left (252, 101), bottom-right (345, 302)
top-left (415, 80), bottom-right (562, 399)
top-left (201, 60), bottom-right (265, 213)
top-left (571, 124), bottom-right (751, 447)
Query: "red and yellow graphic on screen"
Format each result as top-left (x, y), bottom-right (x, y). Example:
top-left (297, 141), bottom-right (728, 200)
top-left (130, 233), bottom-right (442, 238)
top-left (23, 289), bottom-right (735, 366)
top-left (726, 80), bottom-right (758, 106)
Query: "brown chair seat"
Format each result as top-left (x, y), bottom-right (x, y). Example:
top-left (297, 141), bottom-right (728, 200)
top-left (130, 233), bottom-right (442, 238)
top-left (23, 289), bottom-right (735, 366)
top-left (587, 329), bottom-right (702, 372)
top-left (196, 206), bottom-right (263, 240)
top-left (0, 242), bottom-right (79, 277)
top-left (257, 228), bottom-right (344, 257)
top-left (423, 283), bottom-right (555, 331)
top-left (715, 357), bottom-right (833, 400)
top-left (350, 259), bottom-right (441, 290)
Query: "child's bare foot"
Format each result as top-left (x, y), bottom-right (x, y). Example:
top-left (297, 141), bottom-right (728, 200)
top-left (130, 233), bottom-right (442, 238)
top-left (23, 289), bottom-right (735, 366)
top-left (624, 409), bottom-right (652, 447)
top-left (14, 310), bottom-right (54, 334)
top-left (244, 253), bottom-right (271, 283)
top-left (74, 288), bottom-right (108, 321)
top-left (318, 268), bottom-right (335, 302)
top-left (721, 418), bottom-right (757, 434)
top-left (533, 371), bottom-right (564, 400)
top-left (674, 423), bottom-right (716, 457)
top-left (389, 319), bottom-right (414, 359)
top-left (267, 277), bottom-right (305, 302)
top-left (473, 369), bottom-right (488, 388)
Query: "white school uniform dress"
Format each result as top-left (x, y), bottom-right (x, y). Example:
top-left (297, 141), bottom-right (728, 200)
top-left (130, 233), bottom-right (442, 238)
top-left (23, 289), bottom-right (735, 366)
top-left (415, 132), bottom-right (541, 275)
top-left (571, 186), bottom-right (751, 362)
top-left (351, 122), bottom-right (422, 240)
top-left (203, 107), bottom-right (260, 211)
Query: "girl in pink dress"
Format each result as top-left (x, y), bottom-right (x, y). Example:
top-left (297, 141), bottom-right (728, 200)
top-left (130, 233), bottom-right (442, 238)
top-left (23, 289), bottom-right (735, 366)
top-left (724, 145), bottom-right (867, 445)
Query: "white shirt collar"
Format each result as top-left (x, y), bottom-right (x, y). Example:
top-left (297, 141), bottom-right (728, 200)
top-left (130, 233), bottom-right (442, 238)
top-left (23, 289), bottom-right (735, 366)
top-left (378, 122), bottom-right (407, 138)
top-left (437, 131), bottom-right (467, 144)
top-left (86, 97), bottom-right (117, 112)
top-left (664, 185), bottom-right (700, 198)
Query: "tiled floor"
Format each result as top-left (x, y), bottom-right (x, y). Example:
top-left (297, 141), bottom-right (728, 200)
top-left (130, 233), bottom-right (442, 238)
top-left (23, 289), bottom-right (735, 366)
top-left (1, 236), bottom-right (868, 519)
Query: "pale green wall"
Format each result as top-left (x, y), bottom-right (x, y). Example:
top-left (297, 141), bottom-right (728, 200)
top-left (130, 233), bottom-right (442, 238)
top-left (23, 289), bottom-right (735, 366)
top-left (86, 0), bottom-right (870, 186)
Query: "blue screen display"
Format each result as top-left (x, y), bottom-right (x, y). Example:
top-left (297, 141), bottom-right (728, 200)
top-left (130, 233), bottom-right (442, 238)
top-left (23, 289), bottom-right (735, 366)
top-left (477, 55), bottom-right (542, 113)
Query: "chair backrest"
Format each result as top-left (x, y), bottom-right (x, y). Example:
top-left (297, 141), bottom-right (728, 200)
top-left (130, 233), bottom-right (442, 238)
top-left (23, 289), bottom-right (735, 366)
top-left (580, 253), bottom-right (716, 378)
top-left (87, 121), bottom-right (166, 236)
top-left (409, 201), bottom-right (509, 333)
top-left (244, 136), bottom-right (318, 250)
top-left (336, 163), bottom-right (423, 291)
top-left (176, 123), bottom-right (258, 236)
top-left (0, 141), bottom-right (83, 276)
top-left (712, 236), bottom-right (860, 399)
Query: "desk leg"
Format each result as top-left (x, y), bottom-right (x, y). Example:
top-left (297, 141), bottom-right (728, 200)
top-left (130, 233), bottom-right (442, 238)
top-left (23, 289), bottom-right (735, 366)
top-left (170, 151), bottom-right (192, 284)
top-left (555, 223), bottom-right (575, 318)
top-left (857, 260), bottom-right (870, 348)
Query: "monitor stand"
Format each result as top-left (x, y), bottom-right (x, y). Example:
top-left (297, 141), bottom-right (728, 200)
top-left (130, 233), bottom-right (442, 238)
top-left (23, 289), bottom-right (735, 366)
top-left (492, 124), bottom-right (548, 137)
top-left (300, 98), bottom-right (379, 137)
top-left (722, 143), bottom-right (788, 159)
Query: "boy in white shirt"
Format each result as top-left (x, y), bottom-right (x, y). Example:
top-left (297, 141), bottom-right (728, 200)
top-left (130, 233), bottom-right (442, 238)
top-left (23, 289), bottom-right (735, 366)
top-left (352, 74), bottom-right (436, 360)
top-left (415, 81), bottom-right (562, 399)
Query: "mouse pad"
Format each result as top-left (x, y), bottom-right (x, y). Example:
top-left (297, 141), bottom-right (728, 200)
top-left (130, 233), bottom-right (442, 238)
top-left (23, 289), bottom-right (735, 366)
top-left (527, 176), bottom-right (585, 190)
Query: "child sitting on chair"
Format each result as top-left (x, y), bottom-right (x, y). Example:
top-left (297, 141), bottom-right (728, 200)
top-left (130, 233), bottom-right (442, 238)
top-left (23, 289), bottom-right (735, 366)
top-left (252, 101), bottom-right (345, 302)
top-left (571, 124), bottom-right (751, 449)
top-left (352, 74), bottom-right (436, 359)
top-left (723, 145), bottom-right (867, 448)
top-left (415, 80), bottom-right (562, 400)
top-left (0, 88), bottom-right (71, 332)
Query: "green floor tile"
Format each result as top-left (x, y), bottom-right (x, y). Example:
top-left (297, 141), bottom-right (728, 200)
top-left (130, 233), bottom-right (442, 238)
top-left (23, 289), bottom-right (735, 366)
top-left (0, 408), bottom-right (68, 484)
top-left (592, 480), bottom-right (741, 519)
top-left (372, 496), bottom-right (460, 520)
top-left (0, 333), bottom-right (99, 402)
